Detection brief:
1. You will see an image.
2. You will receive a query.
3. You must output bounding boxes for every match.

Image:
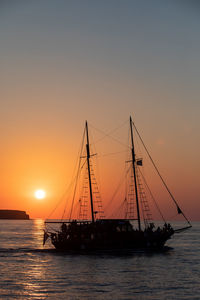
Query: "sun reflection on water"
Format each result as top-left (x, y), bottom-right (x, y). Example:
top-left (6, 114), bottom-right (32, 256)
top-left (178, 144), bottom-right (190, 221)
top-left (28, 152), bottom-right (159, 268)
top-left (21, 220), bottom-right (50, 298)
top-left (32, 219), bottom-right (45, 249)
top-left (22, 256), bottom-right (49, 298)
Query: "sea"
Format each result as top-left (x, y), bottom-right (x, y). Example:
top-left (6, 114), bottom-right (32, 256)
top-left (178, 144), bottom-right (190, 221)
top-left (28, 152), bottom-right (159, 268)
top-left (0, 220), bottom-right (199, 300)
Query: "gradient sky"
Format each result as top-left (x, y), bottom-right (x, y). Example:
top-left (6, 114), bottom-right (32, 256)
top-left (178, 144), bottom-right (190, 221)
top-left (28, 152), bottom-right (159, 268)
top-left (0, 0), bottom-right (200, 220)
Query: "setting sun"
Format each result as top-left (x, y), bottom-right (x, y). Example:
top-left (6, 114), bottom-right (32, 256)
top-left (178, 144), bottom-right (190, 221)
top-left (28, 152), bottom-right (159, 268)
top-left (34, 189), bottom-right (46, 200)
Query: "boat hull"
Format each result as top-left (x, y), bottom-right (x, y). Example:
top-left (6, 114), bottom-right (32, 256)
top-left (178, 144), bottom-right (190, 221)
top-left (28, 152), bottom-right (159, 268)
top-left (48, 221), bottom-right (174, 251)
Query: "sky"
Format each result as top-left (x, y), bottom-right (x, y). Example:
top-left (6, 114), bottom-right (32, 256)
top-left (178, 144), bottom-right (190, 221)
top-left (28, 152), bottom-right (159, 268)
top-left (0, 0), bottom-right (200, 220)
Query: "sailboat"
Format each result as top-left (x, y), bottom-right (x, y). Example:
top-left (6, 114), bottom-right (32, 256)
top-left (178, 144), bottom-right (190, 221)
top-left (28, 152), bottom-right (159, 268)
top-left (44, 117), bottom-right (191, 251)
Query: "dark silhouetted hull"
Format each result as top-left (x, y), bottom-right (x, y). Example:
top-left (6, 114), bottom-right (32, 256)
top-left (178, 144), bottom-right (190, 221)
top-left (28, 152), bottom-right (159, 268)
top-left (48, 220), bottom-right (174, 251)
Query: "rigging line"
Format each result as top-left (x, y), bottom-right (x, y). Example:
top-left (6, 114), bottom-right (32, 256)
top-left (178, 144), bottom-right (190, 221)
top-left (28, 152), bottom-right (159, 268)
top-left (109, 198), bottom-right (125, 219)
top-left (170, 212), bottom-right (180, 220)
top-left (68, 129), bottom-right (86, 221)
top-left (80, 159), bottom-right (87, 170)
top-left (46, 177), bottom-right (76, 220)
top-left (136, 168), bottom-right (146, 226)
top-left (106, 164), bottom-right (132, 219)
top-left (46, 165), bottom-right (78, 220)
top-left (104, 163), bottom-right (129, 213)
top-left (46, 127), bottom-right (87, 220)
top-left (132, 120), bottom-right (192, 226)
top-left (138, 167), bottom-right (166, 223)
top-left (98, 150), bottom-right (129, 157)
top-left (91, 151), bottom-right (105, 216)
top-left (63, 161), bottom-right (80, 221)
top-left (76, 160), bottom-right (88, 219)
top-left (73, 197), bottom-right (84, 219)
top-left (87, 128), bottom-right (102, 197)
top-left (89, 119), bottom-right (129, 148)
top-left (46, 162), bottom-right (81, 219)
top-left (67, 127), bottom-right (86, 221)
top-left (134, 129), bottom-right (143, 160)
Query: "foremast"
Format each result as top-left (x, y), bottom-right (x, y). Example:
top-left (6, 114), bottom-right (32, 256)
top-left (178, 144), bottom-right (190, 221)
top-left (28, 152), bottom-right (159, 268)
top-left (130, 116), bottom-right (141, 231)
top-left (85, 121), bottom-right (95, 223)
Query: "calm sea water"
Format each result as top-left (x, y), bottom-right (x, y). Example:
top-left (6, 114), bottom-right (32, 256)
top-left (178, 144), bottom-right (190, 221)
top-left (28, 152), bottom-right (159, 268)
top-left (0, 220), bottom-right (199, 299)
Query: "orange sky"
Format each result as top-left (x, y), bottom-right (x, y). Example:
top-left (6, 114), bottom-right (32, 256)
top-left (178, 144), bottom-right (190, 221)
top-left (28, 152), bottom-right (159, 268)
top-left (0, 1), bottom-right (200, 221)
top-left (1, 117), bottom-right (198, 222)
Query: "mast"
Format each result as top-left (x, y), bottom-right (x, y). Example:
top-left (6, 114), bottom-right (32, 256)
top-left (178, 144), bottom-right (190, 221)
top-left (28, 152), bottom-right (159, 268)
top-left (85, 121), bottom-right (95, 223)
top-left (130, 116), bottom-right (141, 231)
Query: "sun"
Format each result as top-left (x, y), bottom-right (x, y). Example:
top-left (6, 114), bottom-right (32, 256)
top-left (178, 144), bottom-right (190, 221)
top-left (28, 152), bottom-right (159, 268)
top-left (34, 189), bottom-right (46, 200)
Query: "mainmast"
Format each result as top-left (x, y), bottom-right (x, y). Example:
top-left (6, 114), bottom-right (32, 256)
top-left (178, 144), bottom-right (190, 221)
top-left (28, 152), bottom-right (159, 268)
top-left (130, 116), bottom-right (141, 231)
top-left (85, 121), bottom-right (95, 223)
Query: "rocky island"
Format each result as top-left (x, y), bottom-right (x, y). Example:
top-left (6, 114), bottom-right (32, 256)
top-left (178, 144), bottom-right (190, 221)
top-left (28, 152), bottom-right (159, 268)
top-left (0, 210), bottom-right (29, 220)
